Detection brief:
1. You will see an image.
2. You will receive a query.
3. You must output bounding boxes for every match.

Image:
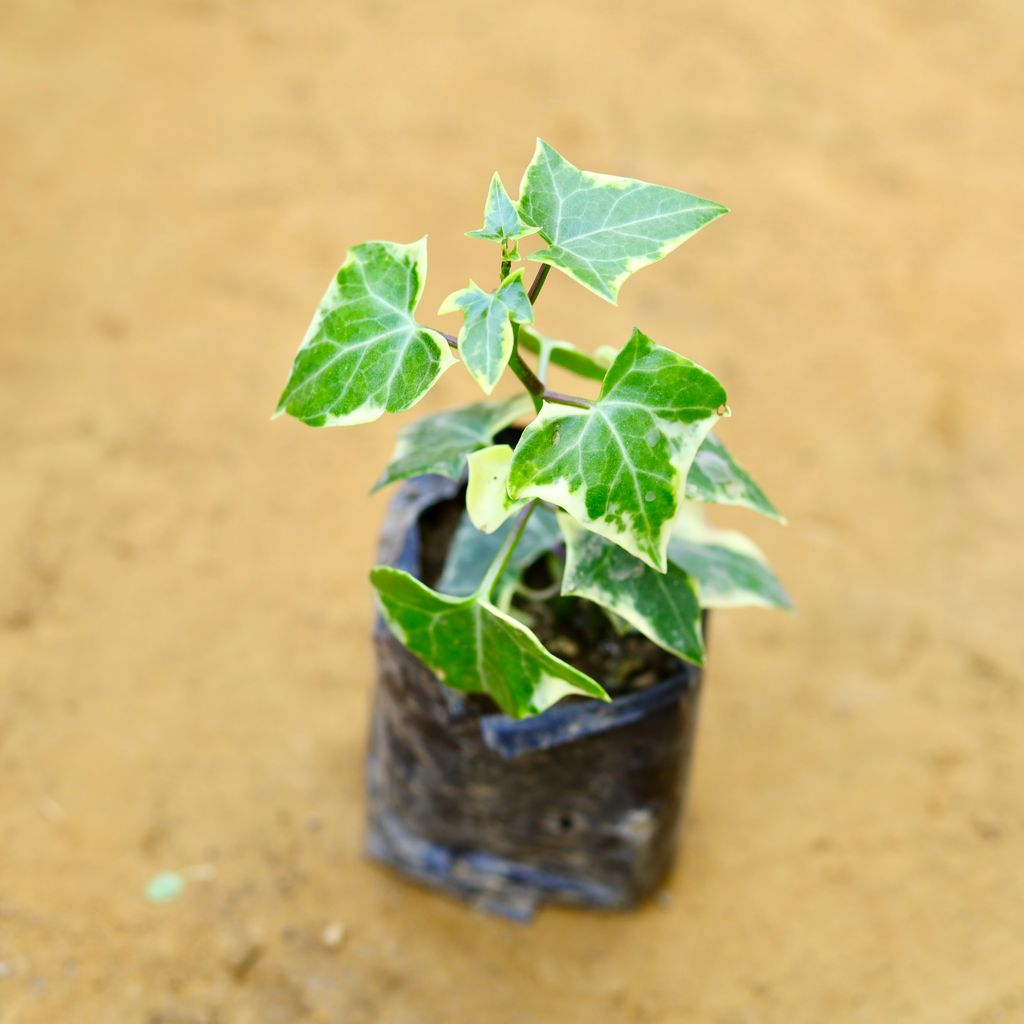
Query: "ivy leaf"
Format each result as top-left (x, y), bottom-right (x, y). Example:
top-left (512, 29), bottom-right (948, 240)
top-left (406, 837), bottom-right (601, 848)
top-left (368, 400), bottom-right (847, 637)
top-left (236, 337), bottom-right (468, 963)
top-left (465, 172), bottom-right (539, 255)
top-left (372, 395), bottom-right (531, 492)
top-left (508, 329), bottom-right (727, 571)
top-left (465, 444), bottom-right (527, 532)
top-left (517, 140), bottom-right (727, 303)
top-left (276, 239), bottom-right (455, 427)
top-left (686, 434), bottom-right (784, 521)
top-left (559, 515), bottom-right (704, 664)
top-left (371, 567), bottom-right (609, 720)
top-left (438, 270), bottom-right (534, 394)
top-left (669, 509), bottom-right (792, 610)
top-left (517, 325), bottom-right (610, 383)
top-left (437, 505), bottom-right (562, 601)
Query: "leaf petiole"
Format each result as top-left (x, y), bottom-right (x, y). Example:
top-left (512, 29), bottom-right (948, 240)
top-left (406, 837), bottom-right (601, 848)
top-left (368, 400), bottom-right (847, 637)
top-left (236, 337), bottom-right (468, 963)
top-left (542, 390), bottom-right (591, 409)
top-left (477, 500), bottom-right (537, 599)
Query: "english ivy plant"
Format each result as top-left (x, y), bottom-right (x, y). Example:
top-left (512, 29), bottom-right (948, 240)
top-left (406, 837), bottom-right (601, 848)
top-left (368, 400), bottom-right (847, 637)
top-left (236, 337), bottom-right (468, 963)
top-left (276, 140), bottom-right (791, 720)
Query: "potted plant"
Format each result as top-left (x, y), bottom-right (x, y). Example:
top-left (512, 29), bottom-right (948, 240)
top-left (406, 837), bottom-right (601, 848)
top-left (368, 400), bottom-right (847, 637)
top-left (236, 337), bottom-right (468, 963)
top-left (274, 140), bottom-right (791, 919)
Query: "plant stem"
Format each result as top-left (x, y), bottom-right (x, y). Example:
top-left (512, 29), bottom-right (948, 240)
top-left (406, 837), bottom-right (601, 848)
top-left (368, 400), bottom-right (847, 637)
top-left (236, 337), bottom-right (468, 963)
top-left (542, 390), bottom-right (591, 409)
top-left (513, 578), bottom-right (562, 602)
top-left (477, 500), bottom-right (536, 599)
top-left (508, 327), bottom-right (545, 406)
top-left (528, 263), bottom-right (550, 304)
top-left (438, 330), bottom-right (589, 409)
top-left (442, 256), bottom-right (588, 412)
top-left (500, 258), bottom-right (511, 280)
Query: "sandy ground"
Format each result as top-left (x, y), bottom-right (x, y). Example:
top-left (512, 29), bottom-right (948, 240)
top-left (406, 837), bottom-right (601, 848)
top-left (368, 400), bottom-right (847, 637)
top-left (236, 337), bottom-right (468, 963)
top-left (2, 0), bottom-right (1022, 1020)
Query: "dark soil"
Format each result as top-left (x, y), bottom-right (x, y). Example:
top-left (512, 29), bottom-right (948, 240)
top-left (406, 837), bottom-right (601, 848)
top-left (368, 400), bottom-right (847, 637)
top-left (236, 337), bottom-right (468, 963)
top-left (417, 491), bottom-right (684, 696)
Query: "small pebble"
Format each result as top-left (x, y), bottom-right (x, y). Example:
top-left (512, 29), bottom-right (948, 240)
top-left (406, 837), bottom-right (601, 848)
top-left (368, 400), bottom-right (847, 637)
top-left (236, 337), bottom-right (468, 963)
top-left (321, 922), bottom-right (347, 950)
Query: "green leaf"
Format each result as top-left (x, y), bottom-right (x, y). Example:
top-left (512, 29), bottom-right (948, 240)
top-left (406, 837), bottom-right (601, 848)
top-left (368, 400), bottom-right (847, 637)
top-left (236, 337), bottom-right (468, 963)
top-left (517, 140), bottom-right (727, 303)
top-left (686, 433), bottom-right (784, 521)
top-left (437, 505), bottom-right (562, 601)
top-left (371, 566), bottom-right (609, 720)
top-left (508, 329), bottom-right (727, 571)
top-left (517, 325), bottom-right (610, 383)
top-left (276, 239), bottom-right (455, 427)
top-left (438, 270), bottom-right (534, 394)
top-left (373, 395), bottom-right (532, 492)
top-left (559, 515), bottom-right (704, 664)
top-left (465, 444), bottom-right (528, 532)
top-left (669, 509), bottom-right (792, 610)
top-left (466, 172), bottom-right (539, 255)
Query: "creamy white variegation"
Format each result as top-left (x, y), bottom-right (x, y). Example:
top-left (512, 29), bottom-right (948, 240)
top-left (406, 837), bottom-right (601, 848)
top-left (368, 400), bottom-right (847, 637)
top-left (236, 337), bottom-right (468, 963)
top-left (559, 515), bottom-right (704, 664)
top-left (466, 444), bottom-right (527, 533)
top-left (465, 172), bottom-right (539, 252)
top-left (439, 270), bottom-right (534, 394)
top-left (276, 238), bottom-right (454, 427)
top-left (508, 329), bottom-right (727, 571)
top-left (686, 433), bottom-right (784, 521)
top-left (517, 140), bottom-right (728, 303)
top-left (373, 395), bottom-right (531, 492)
top-left (275, 149), bottom-right (792, 721)
top-left (669, 506), bottom-right (792, 610)
top-left (370, 566), bottom-right (608, 720)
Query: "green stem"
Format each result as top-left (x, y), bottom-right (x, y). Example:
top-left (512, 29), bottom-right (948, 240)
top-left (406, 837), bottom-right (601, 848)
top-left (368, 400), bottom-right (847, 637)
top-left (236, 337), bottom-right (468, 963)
top-left (536, 339), bottom-right (552, 385)
top-left (477, 500), bottom-right (537, 599)
top-left (513, 577), bottom-right (562, 602)
top-left (496, 254), bottom-right (590, 412)
top-left (509, 325), bottom-right (545, 411)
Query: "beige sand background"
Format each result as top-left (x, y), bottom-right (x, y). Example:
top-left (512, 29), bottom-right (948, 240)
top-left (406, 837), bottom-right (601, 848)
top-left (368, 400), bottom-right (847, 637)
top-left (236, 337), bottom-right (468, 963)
top-left (2, 1), bottom-right (1022, 1020)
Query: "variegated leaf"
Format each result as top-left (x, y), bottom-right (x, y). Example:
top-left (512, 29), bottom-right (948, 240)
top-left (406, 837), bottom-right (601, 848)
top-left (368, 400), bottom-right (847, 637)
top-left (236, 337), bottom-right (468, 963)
top-left (508, 329), bottom-right (727, 571)
top-left (373, 395), bottom-right (531, 492)
top-left (465, 444), bottom-right (527, 533)
top-left (437, 505), bottom-right (562, 601)
top-left (371, 566), bottom-right (609, 720)
top-left (276, 239), bottom-right (455, 427)
top-left (465, 172), bottom-right (539, 255)
top-left (686, 433), bottom-right (784, 521)
top-left (439, 270), bottom-right (534, 394)
top-left (669, 509), bottom-right (792, 610)
top-left (558, 515), bottom-right (704, 664)
top-left (517, 140), bottom-right (727, 303)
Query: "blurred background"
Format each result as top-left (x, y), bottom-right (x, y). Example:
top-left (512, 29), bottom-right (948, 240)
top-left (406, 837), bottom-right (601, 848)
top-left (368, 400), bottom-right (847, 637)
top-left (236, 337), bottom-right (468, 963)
top-left (1, 1), bottom-right (1021, 1020)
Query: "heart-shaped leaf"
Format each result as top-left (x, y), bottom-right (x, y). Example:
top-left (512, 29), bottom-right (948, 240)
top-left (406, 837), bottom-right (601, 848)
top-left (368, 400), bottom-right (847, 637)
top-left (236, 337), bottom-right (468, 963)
top-left (669, 508), bottom-right (792, 609)
top-left (508, 329), bottom-right (727, 571)
top-left (466, 172), bottom-right (539, 254)
top-left (373, 395), bottom-right (532, 492)
top-left (686, 433), bottom-right (784, 521)
top-left (276, 239), bottom-right (454, 427)
top-left (439, 270), bottom-right (534, 394)
top-left (559, 515), bottom-right (704, 663)
top-left (517, 140), bottom-right (727, 303)
top-left (371, 566), bottom-right (609, 720)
